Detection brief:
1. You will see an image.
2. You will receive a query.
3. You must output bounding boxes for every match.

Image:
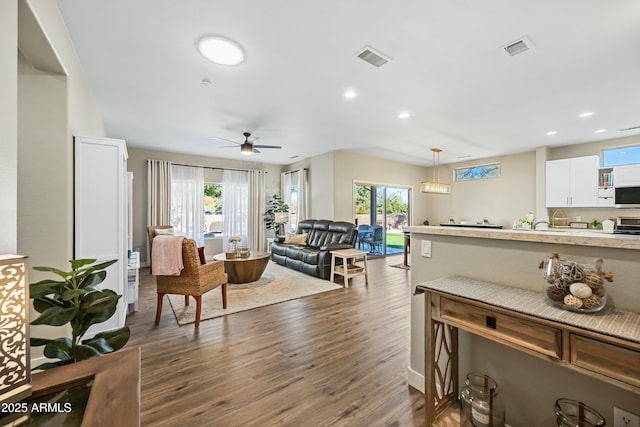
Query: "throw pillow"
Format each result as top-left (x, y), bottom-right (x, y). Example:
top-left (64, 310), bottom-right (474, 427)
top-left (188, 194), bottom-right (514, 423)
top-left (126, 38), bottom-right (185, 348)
top-left (284, 233), bottom-right (308, 245)
top-left (155, 228), bottom-right (174, 235)
top-left (197, 246), bottom-right (207, 265)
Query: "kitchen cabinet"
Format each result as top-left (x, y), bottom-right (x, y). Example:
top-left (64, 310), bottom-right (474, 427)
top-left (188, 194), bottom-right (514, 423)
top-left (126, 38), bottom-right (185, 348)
top-left (614, 164), bottom-right (640, 187)
top-left (545, 155), bottom-right (598, 207)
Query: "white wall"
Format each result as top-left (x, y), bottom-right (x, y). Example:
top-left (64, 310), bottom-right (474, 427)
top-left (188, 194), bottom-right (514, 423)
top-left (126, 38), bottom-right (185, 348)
top-left (425, 151), bottom-right (536, 227)
top-left (15, 0), bottom-right (106, 365)
top-left (333, 150), bottom-right (429, 224)
top-left (0, 1), bottom-right (18, 254)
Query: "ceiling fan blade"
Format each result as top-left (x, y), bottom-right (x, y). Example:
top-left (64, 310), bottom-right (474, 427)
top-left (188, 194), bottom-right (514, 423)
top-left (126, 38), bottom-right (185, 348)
top-left (253, 145), bottom-right (282, 149)
top-left (212, 136), bottom-right (240, 145)
top-left (247, 135), bottom-right (260, 143)
top-left (253, 148), bottom-right (261, 154)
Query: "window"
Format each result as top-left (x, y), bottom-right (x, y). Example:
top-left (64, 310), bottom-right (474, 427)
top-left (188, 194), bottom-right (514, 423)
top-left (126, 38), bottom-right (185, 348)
top-left (602, 146), bottom-right (640, 167)
top-left (203, 183), bottom-right (222, 237)
top-left (455, 163), bottom-right (501, 182)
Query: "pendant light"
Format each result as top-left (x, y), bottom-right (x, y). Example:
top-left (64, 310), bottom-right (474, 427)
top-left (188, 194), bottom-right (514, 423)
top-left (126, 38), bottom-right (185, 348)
top-left (421, 148), bottom-right (451, 194)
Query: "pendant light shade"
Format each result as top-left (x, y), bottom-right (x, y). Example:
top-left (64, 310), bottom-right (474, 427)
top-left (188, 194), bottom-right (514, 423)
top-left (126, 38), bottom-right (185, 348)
top-left (421, 148), bottom-right (451, 194)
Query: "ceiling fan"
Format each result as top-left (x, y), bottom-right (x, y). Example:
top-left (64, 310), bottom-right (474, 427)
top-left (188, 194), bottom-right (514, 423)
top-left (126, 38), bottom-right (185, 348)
top-left (212, 132), bottom-right (282, 156)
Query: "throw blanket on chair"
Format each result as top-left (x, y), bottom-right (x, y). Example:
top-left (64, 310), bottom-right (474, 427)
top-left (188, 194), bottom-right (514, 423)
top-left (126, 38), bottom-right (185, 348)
top-left (151, 235), bottom-right (185, 276)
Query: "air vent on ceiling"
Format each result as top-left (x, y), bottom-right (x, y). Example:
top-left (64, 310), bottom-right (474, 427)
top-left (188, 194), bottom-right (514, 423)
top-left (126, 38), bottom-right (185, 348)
top-left (355, 46), bottom-right (392, 68)
top-left (502, 37), bottom-right (535, 56)
top-left (620, 125), bottom-right (640, 132)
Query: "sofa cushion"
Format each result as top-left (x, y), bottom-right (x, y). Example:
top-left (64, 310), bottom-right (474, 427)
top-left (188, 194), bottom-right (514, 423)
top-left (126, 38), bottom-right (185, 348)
top-left (284, 233), bottom-right (308, 245)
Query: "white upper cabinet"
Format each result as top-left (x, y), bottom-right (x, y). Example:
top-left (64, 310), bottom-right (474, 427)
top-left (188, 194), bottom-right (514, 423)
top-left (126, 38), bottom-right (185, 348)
top-left (613, 164), bottom-right (640, 187)
top-left (546, 156), bottom-right (599, 207)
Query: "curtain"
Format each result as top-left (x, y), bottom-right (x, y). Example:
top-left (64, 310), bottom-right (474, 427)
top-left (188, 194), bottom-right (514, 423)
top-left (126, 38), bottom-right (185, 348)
top-left (147, 160), bottom-right (172, 226)
top-left (281, 169), bottom-right (309, 233)
top-left (147, 160), bottom-right (172, 263)
top-left (222, 169), bottom-right (248, 250)
top-left (248, 170), bottom-right (266, 251)
top-left (298, 168), bottom-right (309, 223)
top-left (171, 164), bottom-right (204, 246)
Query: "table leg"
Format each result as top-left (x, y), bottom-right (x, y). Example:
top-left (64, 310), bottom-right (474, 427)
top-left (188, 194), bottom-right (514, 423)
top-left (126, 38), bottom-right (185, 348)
top-left (330, 253), bottom-right (336, 283)
top-left (343, 256), bottom-right (350, 288)
top-left (363, 254), bottom-right (368, 285)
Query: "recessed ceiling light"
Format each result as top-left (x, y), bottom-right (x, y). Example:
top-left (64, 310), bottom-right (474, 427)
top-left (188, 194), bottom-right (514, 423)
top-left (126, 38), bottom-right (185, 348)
top-left (578, 112), bottom-right (594, 118)
top-left (344, 90), bottom-right (357, 99)
top-left (594, 129), bottom-right (607, 134)
top-left (201, 78), bottom-right (211, 86)
top-left (398, 112), bottom-right (411, 119)
top-left (546, 131), bottom-right (558, 136)
top-left (198, 36), bottom-right (245, 66)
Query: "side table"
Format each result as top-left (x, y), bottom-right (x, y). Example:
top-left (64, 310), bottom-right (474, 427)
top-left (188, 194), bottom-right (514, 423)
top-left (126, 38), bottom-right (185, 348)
top-left (329, 248), bottom-right (369, 288)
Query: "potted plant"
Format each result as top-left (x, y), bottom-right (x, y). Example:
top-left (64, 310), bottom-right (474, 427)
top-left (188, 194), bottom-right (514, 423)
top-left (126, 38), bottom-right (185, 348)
top-left (29, 258), bottom-right (130, 370)
top-left (264, 194), bottom-right (289, 233)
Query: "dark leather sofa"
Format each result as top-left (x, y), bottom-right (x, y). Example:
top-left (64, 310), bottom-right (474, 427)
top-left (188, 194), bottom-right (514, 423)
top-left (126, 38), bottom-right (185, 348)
top-left (271, 219), bottom-right (358, 279)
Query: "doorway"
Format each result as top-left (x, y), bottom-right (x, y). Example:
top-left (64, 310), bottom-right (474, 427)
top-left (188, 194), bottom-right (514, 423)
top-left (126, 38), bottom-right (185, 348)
top-left (354, 184), bottom-right (410, 257)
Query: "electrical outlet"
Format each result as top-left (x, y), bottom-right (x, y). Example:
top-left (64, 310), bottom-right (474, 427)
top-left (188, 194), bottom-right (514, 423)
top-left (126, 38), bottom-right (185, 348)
top-left (614, 406), bottom-right (640, 427)
top-left (421, 240), bottom-right (432, 258)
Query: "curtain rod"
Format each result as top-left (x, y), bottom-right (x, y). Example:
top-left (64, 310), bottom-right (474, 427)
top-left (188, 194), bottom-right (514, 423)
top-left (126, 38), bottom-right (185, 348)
top-left (147, 159), bottom-right (266, 173)
top-left (282, 168), bottom-right (308, 175)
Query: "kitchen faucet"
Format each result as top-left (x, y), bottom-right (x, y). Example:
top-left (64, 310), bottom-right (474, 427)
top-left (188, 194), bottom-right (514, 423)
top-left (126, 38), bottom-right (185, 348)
top-left (532, 219), bottom-right (550, 230)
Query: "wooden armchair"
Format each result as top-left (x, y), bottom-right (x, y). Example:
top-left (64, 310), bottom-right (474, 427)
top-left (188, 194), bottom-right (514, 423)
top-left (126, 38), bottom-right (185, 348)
top-left (154, 238), bottom-right (227, 328)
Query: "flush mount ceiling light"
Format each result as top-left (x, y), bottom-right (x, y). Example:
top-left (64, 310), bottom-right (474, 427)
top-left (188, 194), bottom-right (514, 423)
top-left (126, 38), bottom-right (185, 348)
top-left (198, 36), bottom-right (245, 65)
top-left (579, 112), bottom-right (594, 118)
top-left (421, 148), bottom-right (451, 194)
top-left (594, 129), bottom-right (607, 134)
top-left (398, 111), bottom-right (411, 119)
top-left (546, 131), bottom-right (558, 136)
top-left (344, 90), bottom-right (358, 99)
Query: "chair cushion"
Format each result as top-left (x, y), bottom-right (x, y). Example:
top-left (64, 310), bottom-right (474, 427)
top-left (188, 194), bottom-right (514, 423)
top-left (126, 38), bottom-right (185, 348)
top-left (284, 233), bottom-right (308, 245)
top-left (197, 246), bottom-right (206, 265)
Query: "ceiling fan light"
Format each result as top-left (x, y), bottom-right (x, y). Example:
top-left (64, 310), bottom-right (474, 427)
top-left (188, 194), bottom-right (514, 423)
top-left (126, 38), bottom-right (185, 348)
top-left (240, 143), bottom-right (253, 155)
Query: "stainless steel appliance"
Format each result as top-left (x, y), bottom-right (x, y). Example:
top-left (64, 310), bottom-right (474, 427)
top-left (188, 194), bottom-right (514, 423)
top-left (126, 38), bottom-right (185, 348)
top-left (614, 186), bottom-right (640, 208)
top-left (615, 216), bottom-right (640, 235)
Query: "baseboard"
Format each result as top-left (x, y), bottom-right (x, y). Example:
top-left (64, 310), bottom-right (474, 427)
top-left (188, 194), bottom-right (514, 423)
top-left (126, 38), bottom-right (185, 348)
top-left (407, 365), bottom-right (425, 393)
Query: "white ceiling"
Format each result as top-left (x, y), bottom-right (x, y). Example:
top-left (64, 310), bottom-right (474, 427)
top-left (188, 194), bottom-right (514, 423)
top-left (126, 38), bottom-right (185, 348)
top-left (55, 0), bottom-right (640, 166)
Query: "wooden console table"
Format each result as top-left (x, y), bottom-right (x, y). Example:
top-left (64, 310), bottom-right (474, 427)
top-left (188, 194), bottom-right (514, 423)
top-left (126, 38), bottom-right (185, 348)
top-left (417, 276), bottom-right (640, 425)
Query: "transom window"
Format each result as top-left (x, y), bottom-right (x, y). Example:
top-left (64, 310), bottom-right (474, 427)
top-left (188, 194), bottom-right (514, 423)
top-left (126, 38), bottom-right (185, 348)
top-left (602, 146), bottom-right (640, 167)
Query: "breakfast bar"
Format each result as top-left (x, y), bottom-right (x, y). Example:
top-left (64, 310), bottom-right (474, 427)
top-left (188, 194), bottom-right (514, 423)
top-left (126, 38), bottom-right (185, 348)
top-left (406, 226), bottom-right (640, 425)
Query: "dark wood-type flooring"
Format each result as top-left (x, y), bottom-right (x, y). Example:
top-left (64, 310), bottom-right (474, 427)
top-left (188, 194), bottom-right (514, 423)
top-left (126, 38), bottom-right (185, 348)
top-left (125, 256), bottom-right (429, 426)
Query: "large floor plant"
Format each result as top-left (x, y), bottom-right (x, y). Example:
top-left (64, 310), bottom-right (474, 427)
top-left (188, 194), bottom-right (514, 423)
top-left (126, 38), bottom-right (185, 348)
top-left (30, 258), bottom-right (130, 370)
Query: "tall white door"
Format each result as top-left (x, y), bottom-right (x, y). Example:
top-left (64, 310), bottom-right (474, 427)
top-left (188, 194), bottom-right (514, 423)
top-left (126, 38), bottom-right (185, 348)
top-left (74, 135), bottom-right (128, 338)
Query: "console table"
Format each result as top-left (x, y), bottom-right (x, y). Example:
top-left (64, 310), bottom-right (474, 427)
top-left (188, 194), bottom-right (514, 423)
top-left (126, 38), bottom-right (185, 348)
top-left (417, 276), bottom-right (640, 425)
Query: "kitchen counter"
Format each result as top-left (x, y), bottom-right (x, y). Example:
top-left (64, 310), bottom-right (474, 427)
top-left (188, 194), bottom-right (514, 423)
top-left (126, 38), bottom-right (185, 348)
top-left (405, 225), bottom-right (640, 250)
top-left (406, 224), bottom-right (640, 423)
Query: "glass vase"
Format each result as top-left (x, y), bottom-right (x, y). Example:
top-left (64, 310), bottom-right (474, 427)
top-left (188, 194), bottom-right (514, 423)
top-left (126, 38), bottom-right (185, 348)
top-left (460, 373), bottom-right (505, 427)
top-left (554, 399), bottom-right (605, 427)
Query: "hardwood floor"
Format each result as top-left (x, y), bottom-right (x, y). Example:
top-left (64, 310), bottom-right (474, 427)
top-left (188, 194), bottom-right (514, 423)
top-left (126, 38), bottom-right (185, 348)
top-left (125, 256), bottom-right (427, 426)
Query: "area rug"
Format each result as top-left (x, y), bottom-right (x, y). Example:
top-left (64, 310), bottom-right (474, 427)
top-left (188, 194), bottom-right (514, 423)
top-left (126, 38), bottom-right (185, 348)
top-left (168, 261), bottom-right (342, 325)
top-left (390, 263), bottom-right (410, 270)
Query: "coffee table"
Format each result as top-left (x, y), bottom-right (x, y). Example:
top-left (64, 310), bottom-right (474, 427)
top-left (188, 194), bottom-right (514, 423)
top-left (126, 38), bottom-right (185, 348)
top-left (212, 251), bottom-right (271, 284)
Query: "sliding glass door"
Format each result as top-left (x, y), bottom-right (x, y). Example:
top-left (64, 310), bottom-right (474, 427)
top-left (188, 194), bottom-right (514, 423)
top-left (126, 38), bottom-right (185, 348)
top-left (354, 184), bottom-right (410, 257)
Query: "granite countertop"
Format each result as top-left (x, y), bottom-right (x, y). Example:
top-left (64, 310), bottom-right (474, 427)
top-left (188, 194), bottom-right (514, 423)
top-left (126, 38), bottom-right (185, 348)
top-left (405, 225), bottom-right (640, 250)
